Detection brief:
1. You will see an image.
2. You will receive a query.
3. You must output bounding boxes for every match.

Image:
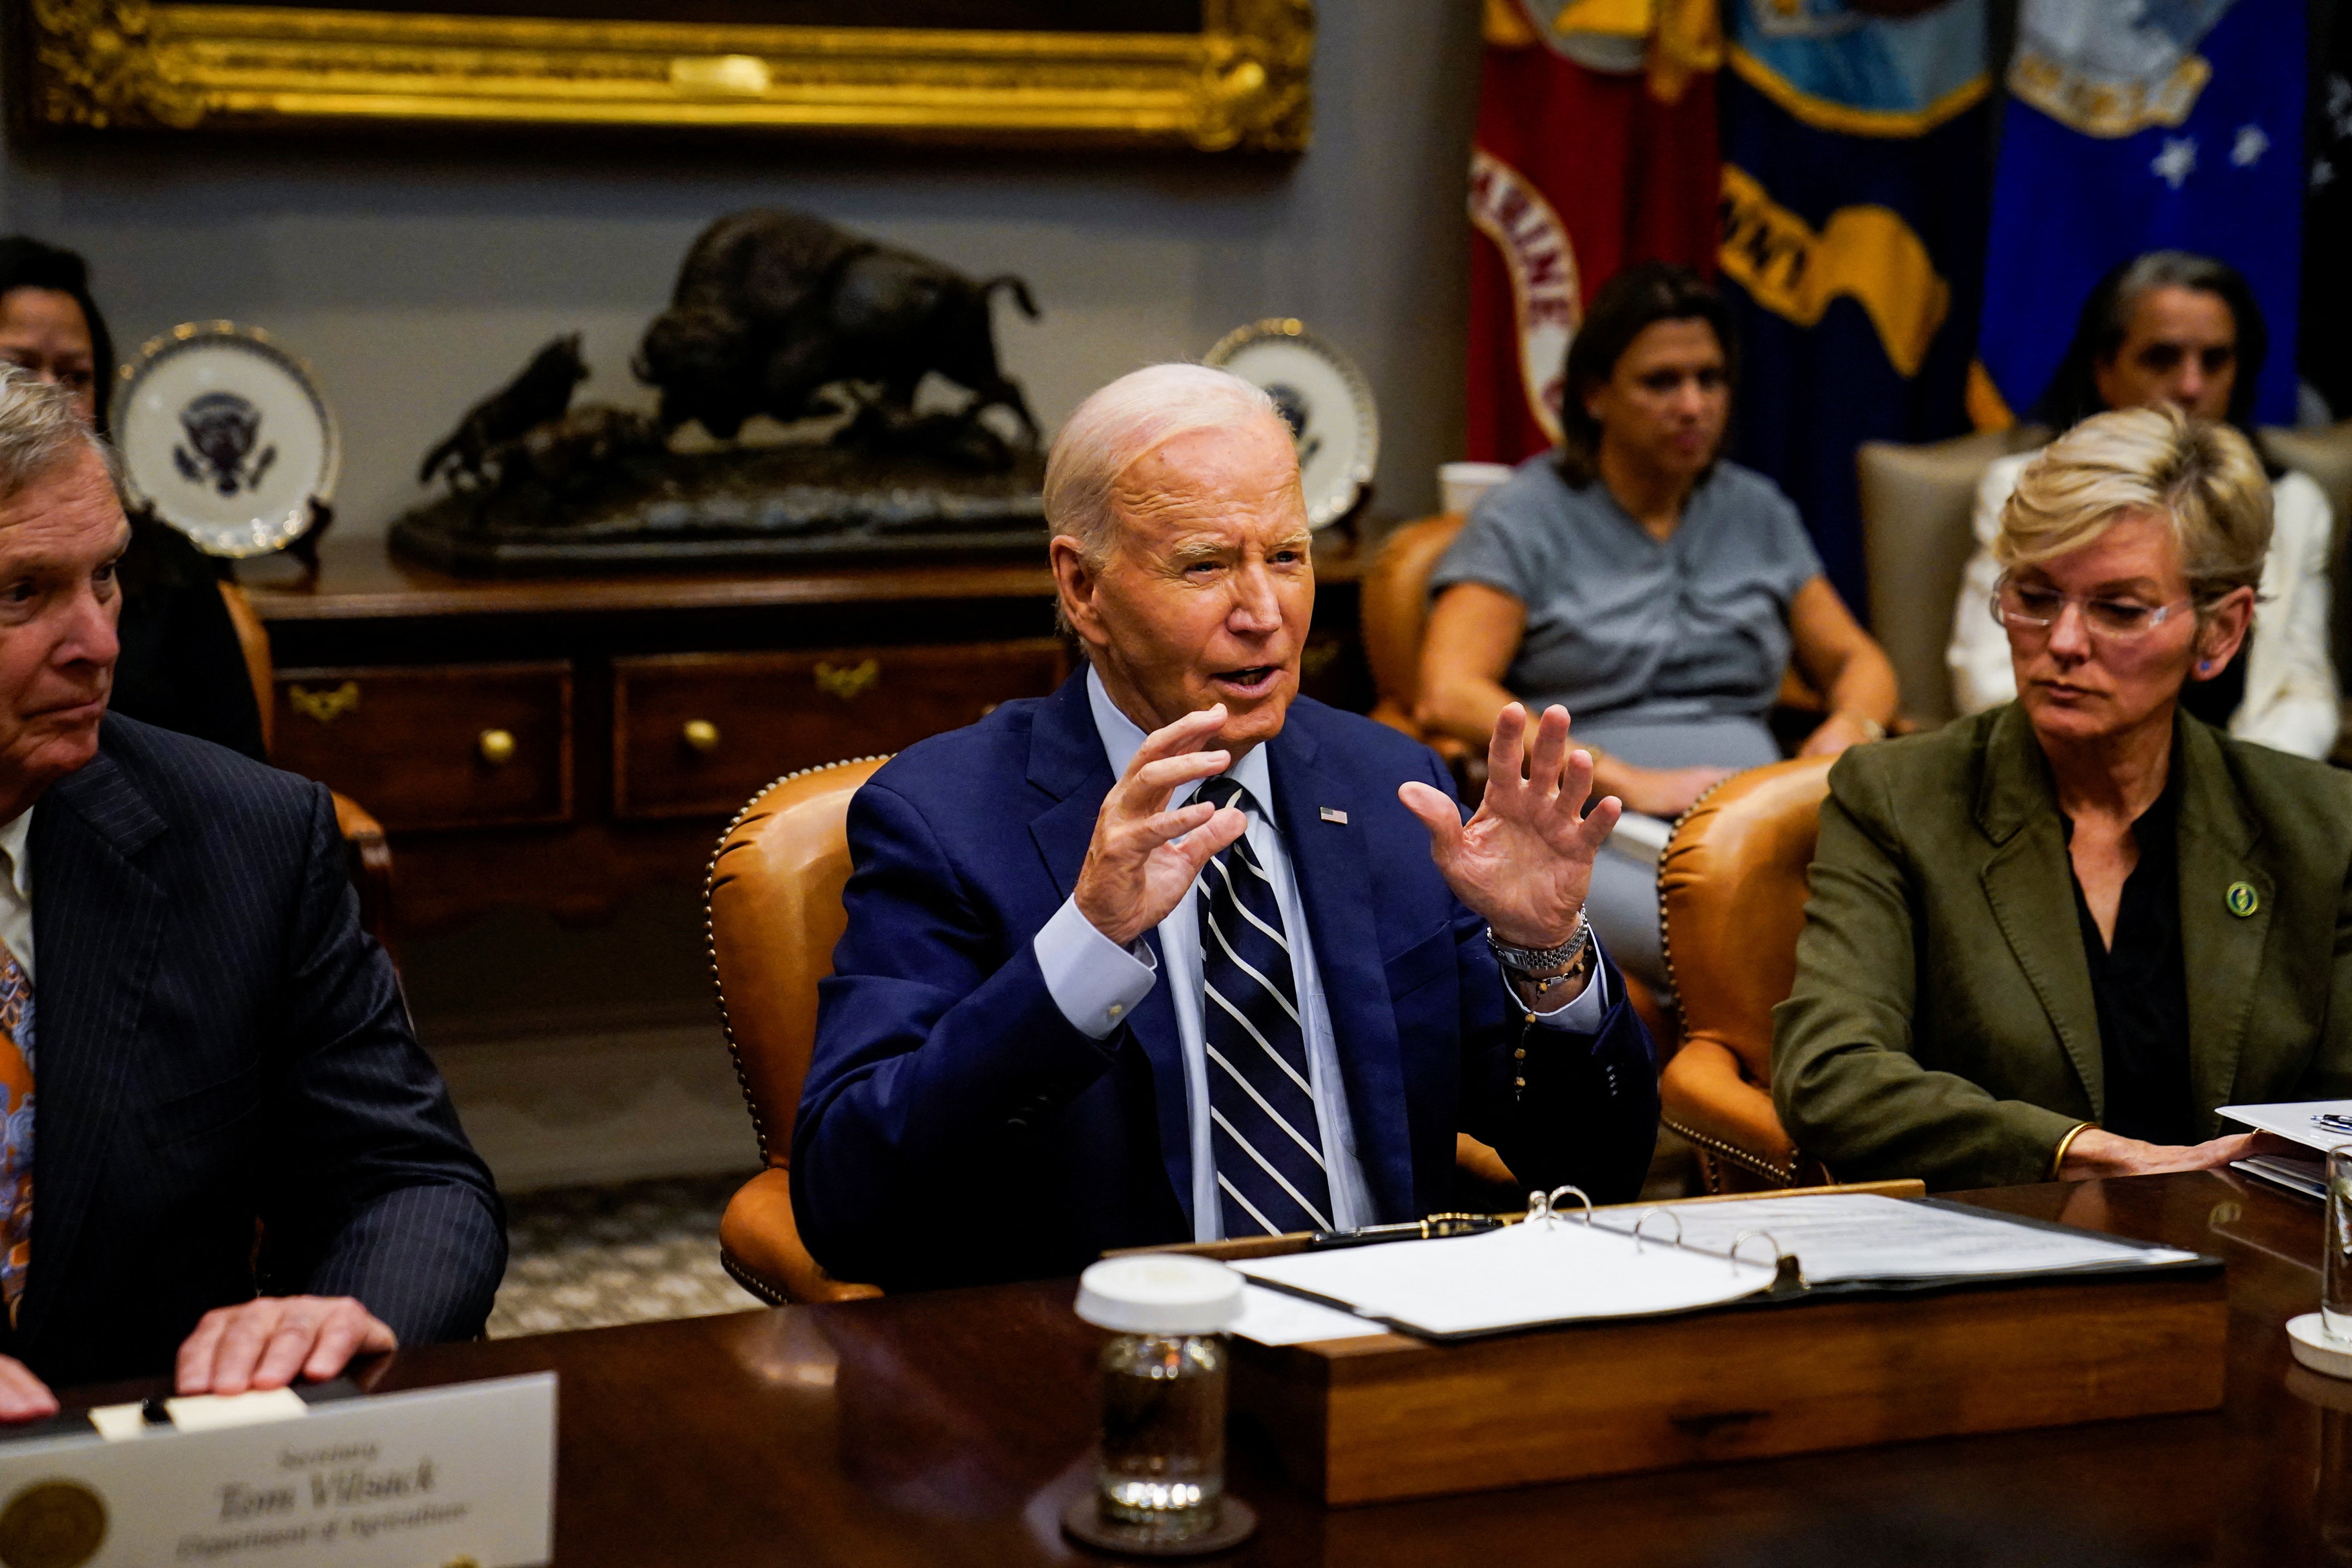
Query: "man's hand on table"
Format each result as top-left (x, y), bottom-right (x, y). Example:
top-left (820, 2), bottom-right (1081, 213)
top-left (0, 1355), bottom-right (56, 1422)
top-left (2059, 1126), bottom-right (2298, 1180)
top-left (175, 1295), bottom-right (397, 1397)
top-left (1074, 704), bottom-right (1249, 946)
top-left (1399, 703), bottom-right (1618, 1002)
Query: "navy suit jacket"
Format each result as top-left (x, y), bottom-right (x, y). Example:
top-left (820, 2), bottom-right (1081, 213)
top-left (4, 715), bottom-right (505, 1389)
top-left (795, 673), bottom-right (1659, 1291)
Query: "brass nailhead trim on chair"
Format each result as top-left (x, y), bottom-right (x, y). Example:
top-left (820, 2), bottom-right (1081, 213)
top-left (703, 756), bottom-right (892, 1166)
top-left (1660, 1115), bottom-right (1801, 1189)
top-left (720, 1248), bottom-right (792, 1308)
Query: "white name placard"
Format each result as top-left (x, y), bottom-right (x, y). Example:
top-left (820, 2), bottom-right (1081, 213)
top-left (0, 1372), bottom-right (555, 1568)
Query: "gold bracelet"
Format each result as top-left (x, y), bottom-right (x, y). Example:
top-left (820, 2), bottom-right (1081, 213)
top-left (2048, 1121), bottom-right (2096, 1180)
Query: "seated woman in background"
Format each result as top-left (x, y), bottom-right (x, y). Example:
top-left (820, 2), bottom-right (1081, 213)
top-left (0, 236), bottom-right (266, 760)
top-left (1948, 251), bottom-right (2335, 758)
top-left (1416, 261), bottom-right (1897, 992)
top-left (1776, 407), bottom-right (2345, 1190)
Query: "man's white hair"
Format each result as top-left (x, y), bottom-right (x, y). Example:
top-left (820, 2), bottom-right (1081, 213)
top-left (0, 366), bottom-right (115, 496)
top-left (1042, 363), bottom-right (1288, 567)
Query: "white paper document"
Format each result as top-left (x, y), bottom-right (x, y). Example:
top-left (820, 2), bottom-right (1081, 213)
top-left (1233, 1195), bottom-right (2201, 1340)
top-left (1232, 1284), bottom-right (1387, 1346)
top-left (2219, 1098), bottom-right (2352, 1155)
top-left (1237, 1218), bottom-right (1778, 1339)
top-left (1589, 1195), bottom-right (2198, 1285)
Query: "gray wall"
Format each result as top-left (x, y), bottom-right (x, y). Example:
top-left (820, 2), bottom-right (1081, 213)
top-left (0, 4), bottom-right (1485, 539)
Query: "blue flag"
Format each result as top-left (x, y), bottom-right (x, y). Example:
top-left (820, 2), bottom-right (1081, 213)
top-left (1717, 0), bottom-right (1994, 616)
top-left (1978, 0), bottom-right (2308, 425)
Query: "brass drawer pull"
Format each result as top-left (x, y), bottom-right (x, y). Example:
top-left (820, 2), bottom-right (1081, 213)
top-left (289, 681), bottom-right (360, 725)
top-left (478, 728), bottom-right (517, 766)
top-left (682, 719), bottom-right (721, 754)
top-left (814, 659), bottom-right (880, 702)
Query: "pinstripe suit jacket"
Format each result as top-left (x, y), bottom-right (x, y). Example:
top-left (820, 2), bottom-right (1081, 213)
top-left (6, 715), bottom-right (504, 1388)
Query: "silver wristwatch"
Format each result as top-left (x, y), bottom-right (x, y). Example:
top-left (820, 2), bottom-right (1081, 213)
top-left (1485, 915), bottom-right (1590, 975)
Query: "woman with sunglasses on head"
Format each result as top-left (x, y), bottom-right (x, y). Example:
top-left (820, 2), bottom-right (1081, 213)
top-left (1947, 251), bottom-right (2335, 758)
top-left (1775, 406), bottom-right (2346, 1190)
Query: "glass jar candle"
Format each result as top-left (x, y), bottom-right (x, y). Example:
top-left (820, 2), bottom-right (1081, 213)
top-left (1073, 1255), bottom-right (1244, 1544)
top-left (2327, 1147), bottom-right (2352, 1342)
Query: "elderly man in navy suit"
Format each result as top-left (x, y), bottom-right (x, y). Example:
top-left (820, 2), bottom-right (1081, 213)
top-left (0, 369), bottom-right (502, 1417)
top-left (795, 364), bottom-right (1659, 1290)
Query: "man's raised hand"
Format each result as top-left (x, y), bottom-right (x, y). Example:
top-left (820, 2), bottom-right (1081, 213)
top-left (1073, 705), bottom-right (1249, 947)
top-left (1397, 702), bottom-right (1620, 949)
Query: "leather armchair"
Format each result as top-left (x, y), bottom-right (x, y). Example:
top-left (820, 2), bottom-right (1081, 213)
top-left (1361, 514), bottom-right (1469, 743)
top-left (1855, 426), bottom-right (2047, 730)
top-left (1655, 756), bottom-right (1835, 1192)
top-left (218, 581), bottom-right (393, 939)
top-left (706, 756), bottom-right (890, 1305)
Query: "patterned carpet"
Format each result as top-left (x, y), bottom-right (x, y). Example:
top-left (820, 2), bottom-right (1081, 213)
top-left (488, 1171), bottom-right (763, 1338)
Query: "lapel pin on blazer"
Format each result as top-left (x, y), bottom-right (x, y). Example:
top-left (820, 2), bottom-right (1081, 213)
top-left (2226, 881), bottom-right (2260, 917)
top-left (1319, 807), bottom-right (1348, 824)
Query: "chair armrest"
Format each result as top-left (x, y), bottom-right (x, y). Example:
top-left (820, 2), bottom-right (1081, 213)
top-left (719, 1166), bottom-right (883, 1306)
top-left (330, 791), bottom-right (392, 942)
top-left (1658, 1037), bottom-right (1803, 1187)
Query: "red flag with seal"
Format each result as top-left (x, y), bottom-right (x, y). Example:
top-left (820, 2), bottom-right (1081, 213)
top-left (1465, 0), bottom-right (1724, 465)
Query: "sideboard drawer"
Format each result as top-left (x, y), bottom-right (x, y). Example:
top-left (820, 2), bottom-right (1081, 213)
top-left (612, 641), bottom-right (1067, 819)
top-left (274, 661), bottom-right (574, 830)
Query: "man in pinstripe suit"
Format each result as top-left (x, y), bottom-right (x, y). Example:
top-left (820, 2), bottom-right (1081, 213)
top-left (795, 366), bottom-right (1658, 1291)
top-left (0, 371), bottom-right (503, 1416)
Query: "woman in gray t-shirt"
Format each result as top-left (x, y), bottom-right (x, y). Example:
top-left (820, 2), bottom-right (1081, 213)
top-left (1419, 263), bottom-right (1897, 992)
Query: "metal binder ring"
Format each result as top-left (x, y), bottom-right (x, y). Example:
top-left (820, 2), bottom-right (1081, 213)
top-left (1548, 1186), bottom-right (1593, 1225)
top-left (1524, 1186), bottom-right (1594, 1228)
top-left (1729, 1230), bottom-right (1784, 1275)
top-left (1630, 1207), bottom-right (1683, 1254)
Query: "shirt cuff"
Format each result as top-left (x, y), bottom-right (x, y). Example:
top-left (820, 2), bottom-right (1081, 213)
top-left (1521, 933), bottom-right (1612, 1034)
top-left (1034, 895), bottom-right (1158, 1040)
top-left (1505, 940), bottom-right (1618, 1034)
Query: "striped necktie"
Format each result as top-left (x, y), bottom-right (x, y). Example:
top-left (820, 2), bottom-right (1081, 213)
top-left (0, 944), bottom-right (32, 1323)
top-left (1194, 775), bottom-right (1331, 1238)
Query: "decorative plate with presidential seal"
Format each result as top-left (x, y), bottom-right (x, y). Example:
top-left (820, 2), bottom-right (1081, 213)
top-left (115, 322), bottom-right (338, 558)
top-left (1203, 319), bottom-right (1377, 530)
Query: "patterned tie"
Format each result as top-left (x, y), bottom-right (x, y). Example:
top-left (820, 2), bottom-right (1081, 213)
top-left (0, 944), bottom-right (32, 1323)
top-left (1194, 775), bottom-right (1331, 1238)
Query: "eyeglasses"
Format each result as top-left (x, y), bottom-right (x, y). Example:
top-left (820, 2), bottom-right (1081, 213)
top-left (1990, 575), bottom-right (2192, 641)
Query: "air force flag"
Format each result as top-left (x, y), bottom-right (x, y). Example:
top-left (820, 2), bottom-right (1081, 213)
top-left (1977, 0), bottom-right (2307, 425)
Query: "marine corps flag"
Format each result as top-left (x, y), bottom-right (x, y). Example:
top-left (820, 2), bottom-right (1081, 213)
top-left (1715, 0), bottom-right (1993, 614)
top-left (1977, 0), bottom-right (2309, 426)
top-left (1465, 0), bottom-right (1722, 465)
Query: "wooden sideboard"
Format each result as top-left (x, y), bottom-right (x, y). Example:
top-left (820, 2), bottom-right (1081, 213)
top-left (242, 539), bottom-right (1371, 935)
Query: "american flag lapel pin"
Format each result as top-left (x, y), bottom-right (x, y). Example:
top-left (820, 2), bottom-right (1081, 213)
top-left (1319, 806), bottom-right (1348, 824)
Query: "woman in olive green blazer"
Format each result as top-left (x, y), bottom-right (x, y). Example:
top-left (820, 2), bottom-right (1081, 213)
top-left (1773, 407), bottom-right (2352, 1190)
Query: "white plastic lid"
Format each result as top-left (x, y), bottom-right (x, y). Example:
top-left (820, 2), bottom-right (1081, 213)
top-left (1075, 1255), bottom-right (1245, 1335)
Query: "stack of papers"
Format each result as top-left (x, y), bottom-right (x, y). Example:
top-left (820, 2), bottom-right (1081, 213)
top-left (1229, 1194), bottom-right (2204, 1342)
top-left (2219, 1098), bottom-right (2352, 1155)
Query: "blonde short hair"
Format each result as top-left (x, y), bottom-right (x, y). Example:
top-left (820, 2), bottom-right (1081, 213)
top-left (1042, 363), bottom-right (1286, 567)
top-left (1995, 405), bottom-right (2271, 602)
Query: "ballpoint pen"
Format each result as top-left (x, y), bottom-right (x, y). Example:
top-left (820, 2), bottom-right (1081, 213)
top-left (1303, 1214), bottom-right (1507, 1249)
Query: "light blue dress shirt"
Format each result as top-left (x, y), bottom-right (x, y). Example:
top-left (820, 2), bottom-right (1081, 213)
top-left (1032, 668), bottom-right (1610, 1242)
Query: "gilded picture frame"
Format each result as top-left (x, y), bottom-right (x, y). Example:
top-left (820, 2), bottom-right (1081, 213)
top-left (13, 0), bottom-right (1312, 151)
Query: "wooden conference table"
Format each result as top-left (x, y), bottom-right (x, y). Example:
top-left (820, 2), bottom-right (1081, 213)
top-left (69, 1171), bottom-right (2350, 1566)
